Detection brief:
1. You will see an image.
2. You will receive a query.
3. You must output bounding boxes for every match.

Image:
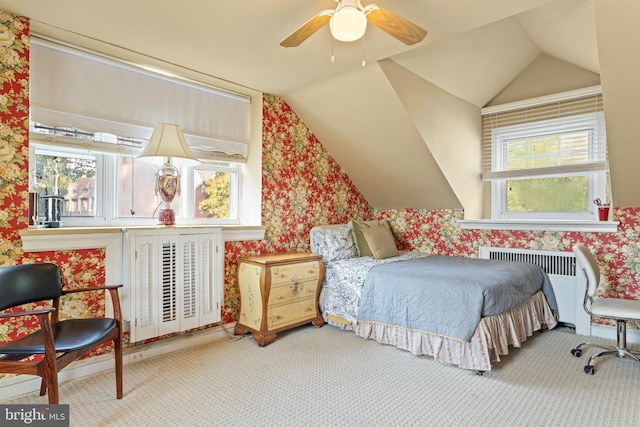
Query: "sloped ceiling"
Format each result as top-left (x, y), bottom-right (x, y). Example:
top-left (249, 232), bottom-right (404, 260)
top-left (0, 0), bottom-right (637, 209)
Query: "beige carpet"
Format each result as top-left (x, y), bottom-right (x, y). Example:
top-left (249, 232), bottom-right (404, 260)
top-left (3, 325), bottom-right (639, 427)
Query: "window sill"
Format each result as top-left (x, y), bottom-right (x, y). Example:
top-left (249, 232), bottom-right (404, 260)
top-left (457, 219), bottom-right (619, 233)
top-left (20, 225), bottom-right (265, 252)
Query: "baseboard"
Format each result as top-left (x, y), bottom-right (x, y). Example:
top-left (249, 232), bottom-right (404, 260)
top-left (0, 322), bottom-right (237, 402)
top-left (589, 323), bottom-right (640, 345)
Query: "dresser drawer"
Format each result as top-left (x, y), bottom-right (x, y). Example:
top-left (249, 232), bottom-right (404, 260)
top-left (269, 261), bottom-right (320, 286)
top-left (267, 298), bottom-right (317, 330)
top-left (268, 278), bottom-right (318, 306)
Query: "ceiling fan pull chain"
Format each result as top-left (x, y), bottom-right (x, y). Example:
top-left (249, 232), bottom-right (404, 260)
top-left (362, 35), bottom-right (366, 67)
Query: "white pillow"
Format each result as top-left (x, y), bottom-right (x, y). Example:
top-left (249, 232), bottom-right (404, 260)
top-left (310, 224), bottom-right (358, 262)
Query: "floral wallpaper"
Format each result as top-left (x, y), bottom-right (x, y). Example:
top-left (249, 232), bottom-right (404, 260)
top-left (221, 94), bottom-right (373, 322)
top-left (0, 12), bottom-right (29, 266)
top-left (1, 9), bottom-right (640, 368)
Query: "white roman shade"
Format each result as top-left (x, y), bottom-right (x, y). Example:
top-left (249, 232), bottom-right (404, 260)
top-left (481, 88), bottom-right (606, 181)
top-left (30, 37), bottom-right (251, 162)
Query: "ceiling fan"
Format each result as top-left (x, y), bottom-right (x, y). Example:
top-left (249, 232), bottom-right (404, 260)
top-left (279, 0), bottom-right (427, 48)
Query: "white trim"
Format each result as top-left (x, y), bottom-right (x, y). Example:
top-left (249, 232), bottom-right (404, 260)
top-left (19, 226), bottom-right (265, 251)
top-left (222, 226), bottom-right (265, 242)
top-left (481, 85), bottom-right (602, 115)
top-left (590, 323), bottom-right (640, 345)
top-left (20, 230), bottom-right (123, 252)
top-left (0, 323), bottom-right (237, 402)
top-left (458, 219), bottom-right (619, 233)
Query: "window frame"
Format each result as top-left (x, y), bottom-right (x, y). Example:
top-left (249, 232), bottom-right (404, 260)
top-left (31, 142), bottom-right (242, 227)
top-left (489, 111), bottom-right (607, 220)
top-left (180, 162), bottom-right (242, 226)
top-left (482, 87), bottom-right (608, 222)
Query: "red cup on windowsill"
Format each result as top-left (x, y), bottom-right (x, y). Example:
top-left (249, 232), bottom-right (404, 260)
top-left (598, 206), bottom-right (610, 221)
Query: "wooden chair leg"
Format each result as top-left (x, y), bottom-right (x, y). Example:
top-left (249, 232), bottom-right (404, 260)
top-left (47, 381), bottom-right (59, 405)
top-left (43, 369), bottom-right (59, 404)
top-left (41, 351), bottom-right (59, 404)
top-left (115, 337), bottom-right (123, 399)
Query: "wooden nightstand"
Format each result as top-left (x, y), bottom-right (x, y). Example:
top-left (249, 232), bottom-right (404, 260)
top-left (234, 252), bottom-right (325, 346)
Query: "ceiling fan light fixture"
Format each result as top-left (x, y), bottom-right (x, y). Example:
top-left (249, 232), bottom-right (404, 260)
top-left (330, 6), bottom-right (367, 42)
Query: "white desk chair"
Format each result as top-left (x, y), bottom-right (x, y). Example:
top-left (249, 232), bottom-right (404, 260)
top-left (571, 244), bottom-right (640, 374)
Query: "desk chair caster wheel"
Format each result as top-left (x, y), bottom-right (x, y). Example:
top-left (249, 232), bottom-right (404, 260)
top-left (571, 348), bottom-right (582, 357)
top-left (584, 365), bottom-right (595, 375)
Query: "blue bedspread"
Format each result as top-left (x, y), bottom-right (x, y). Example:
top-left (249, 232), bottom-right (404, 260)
top-left (357, 255), bottom-right (558, 342)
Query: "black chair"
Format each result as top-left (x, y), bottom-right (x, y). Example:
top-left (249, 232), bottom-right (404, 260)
top-left (571, 244), bottom-right (640, 374)
top-left (0, 263), bottom-right (123, 403)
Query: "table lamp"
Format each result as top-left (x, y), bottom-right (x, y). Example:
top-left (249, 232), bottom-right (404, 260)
top-left (137, 123), bottom-right (198, 225)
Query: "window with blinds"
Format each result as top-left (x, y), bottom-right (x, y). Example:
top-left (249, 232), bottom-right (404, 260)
top-left (481, 88), bottom-right (608, 220)
top-left (482, 92), bottom-right (606, 180)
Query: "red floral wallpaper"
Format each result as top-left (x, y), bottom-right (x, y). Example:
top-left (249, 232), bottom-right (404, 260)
top-left (0, 12), bottom-right (29, 266)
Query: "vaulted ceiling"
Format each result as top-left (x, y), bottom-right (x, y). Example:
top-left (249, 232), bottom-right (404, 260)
top-left (1, 0), bottom-right (638, 211)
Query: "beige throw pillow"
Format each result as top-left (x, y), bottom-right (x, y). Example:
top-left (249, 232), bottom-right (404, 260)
top-left (350, 220), bottom-right (384, 257)
top-left (362, 225), bottom-right (399, 259)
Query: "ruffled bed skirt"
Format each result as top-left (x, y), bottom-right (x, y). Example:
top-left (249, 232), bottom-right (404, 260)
top-left (334, 290), bottom-right (557, 372)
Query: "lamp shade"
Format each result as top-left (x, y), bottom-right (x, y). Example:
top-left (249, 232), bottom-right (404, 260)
top-left (330, 4), bottom-right (367, 42)
top-left (137, 123), bottom-right (199, 166)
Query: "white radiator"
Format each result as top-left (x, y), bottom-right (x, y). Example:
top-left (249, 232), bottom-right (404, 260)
top-left (479, 246), bottom-right (590, 335)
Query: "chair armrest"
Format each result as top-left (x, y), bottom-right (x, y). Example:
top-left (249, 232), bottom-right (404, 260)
top-left (62, 284), bottom-right (123, 323)
top-left (62, 284), bottom-right (123, 295)
top-left (0, 307), bottom-right (55, 319)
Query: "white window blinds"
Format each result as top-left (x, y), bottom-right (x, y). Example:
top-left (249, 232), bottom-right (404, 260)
top-left (30, 37), bottom-right (251, 162)
top-left (481, 89), bottom-right (606, 181)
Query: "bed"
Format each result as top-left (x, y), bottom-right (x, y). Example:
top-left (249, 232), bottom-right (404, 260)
top-left (310, 221), bottom-right (558, 372)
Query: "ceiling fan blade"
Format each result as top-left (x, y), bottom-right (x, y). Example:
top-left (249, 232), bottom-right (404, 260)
top-left (279, 10), bottom-right (333, 48)
top-left (364, 5), bottom-right (427, 46)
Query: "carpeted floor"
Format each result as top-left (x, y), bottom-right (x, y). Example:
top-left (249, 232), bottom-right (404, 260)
top-left (3, 325), bottom-right (639, 427)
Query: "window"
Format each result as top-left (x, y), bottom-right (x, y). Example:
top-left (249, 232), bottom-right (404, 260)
top-left (482, 89), bottom-right (608, 220)
top-left (31, 127), bottom-right (242, 227)
top-left (116, 155), bottom-right (162, 219)
top-left (33, 147), bottom-right (100, 223)
top-left (192, 164), bottom-right (240, 222)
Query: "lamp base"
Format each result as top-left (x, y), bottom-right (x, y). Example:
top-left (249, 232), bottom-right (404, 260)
top-left (158, 208), bottom-right (176, 225)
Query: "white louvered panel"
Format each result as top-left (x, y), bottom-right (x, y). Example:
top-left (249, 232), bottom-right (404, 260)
top-left (180, 237), bottom-right (199, 331)
top-left (138, 241), bottom-right (155, 326)
top-left (210, 233), bottom-right (222, 325)
top-left (128, 228), bottom-right (223, 342)
top-left (159, 239), bottom-right (179, 336)
top-left (131, 236), bottom-right (159, 342)
top-left (199, 237), bottom-right (217, 325)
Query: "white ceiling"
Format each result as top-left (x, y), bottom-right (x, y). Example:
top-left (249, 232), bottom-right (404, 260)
top-left (0, 0), bottom-right (601, 209)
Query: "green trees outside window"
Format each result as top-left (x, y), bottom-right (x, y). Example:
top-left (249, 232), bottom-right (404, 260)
top-left (196, 171), bottom-right (231, 219)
